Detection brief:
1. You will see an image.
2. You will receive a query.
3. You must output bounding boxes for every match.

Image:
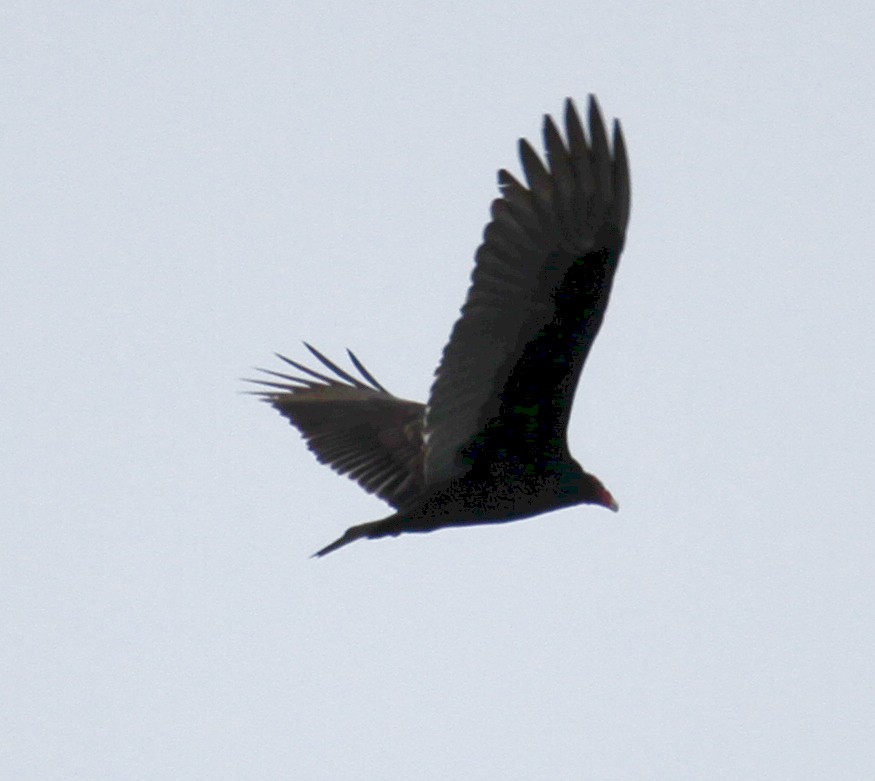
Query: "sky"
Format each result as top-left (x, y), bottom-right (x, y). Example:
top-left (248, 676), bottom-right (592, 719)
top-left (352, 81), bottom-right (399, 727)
top-left (3, 1), bottom-right (874, 778)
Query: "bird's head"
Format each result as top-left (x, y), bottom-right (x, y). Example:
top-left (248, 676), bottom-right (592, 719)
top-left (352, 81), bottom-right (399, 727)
top-left (584, 473), bottom-right (619, 512)
top-left (559, 461), bottom-right (619, 512)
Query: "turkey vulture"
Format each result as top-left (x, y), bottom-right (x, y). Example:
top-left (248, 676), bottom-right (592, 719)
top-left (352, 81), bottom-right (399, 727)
top-left (251, 96), bottom-right (630, 556)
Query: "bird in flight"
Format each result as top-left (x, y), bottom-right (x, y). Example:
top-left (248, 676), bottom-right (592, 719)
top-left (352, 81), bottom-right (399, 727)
top-left (251, 96), bottom-right (630, 557)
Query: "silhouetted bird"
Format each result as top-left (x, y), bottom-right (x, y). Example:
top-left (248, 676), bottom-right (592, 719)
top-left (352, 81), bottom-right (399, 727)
top-left (251, 96), bottom-right (630, 556)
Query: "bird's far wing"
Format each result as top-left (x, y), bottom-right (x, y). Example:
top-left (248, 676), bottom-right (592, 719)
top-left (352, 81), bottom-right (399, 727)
top-left (249, 344), bottom-right (426, 510)
top-left (424, 97), bottom-right (631, 485)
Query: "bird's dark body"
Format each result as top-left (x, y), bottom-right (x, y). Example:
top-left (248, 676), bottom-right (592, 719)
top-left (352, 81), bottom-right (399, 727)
top-left (249, 97), bottom-right (630, 556)
top-left (314, 465), bottom-right (591, 557)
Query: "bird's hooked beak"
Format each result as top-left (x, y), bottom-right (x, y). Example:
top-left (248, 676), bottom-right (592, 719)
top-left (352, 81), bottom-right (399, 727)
top-left (601, 487), bottom-right (619, 512)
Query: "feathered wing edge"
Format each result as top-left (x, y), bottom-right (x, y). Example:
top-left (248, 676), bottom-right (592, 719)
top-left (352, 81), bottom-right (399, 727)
top-left (247, 344), bottom-right (427, 511)
top-left (423, 96), bottom-right (630, 486)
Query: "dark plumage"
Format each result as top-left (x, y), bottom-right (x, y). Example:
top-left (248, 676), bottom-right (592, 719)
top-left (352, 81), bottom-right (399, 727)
top-left (250, 96), bottom-right (630, 556)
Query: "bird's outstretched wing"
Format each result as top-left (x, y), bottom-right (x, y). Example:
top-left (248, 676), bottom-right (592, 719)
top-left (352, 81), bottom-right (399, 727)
top-left (424, 97), bottom-right (630, 485)
top-left (249, 344), bottom-right (426, 510)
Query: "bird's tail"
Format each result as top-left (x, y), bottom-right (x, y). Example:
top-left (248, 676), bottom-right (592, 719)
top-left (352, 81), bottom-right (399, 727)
top-left (312, 515), bottom-right (405, 558)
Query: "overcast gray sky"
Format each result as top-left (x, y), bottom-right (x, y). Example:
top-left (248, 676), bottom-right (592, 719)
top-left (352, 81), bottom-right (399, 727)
top-left (3, 2), bottom-right (874, 778)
